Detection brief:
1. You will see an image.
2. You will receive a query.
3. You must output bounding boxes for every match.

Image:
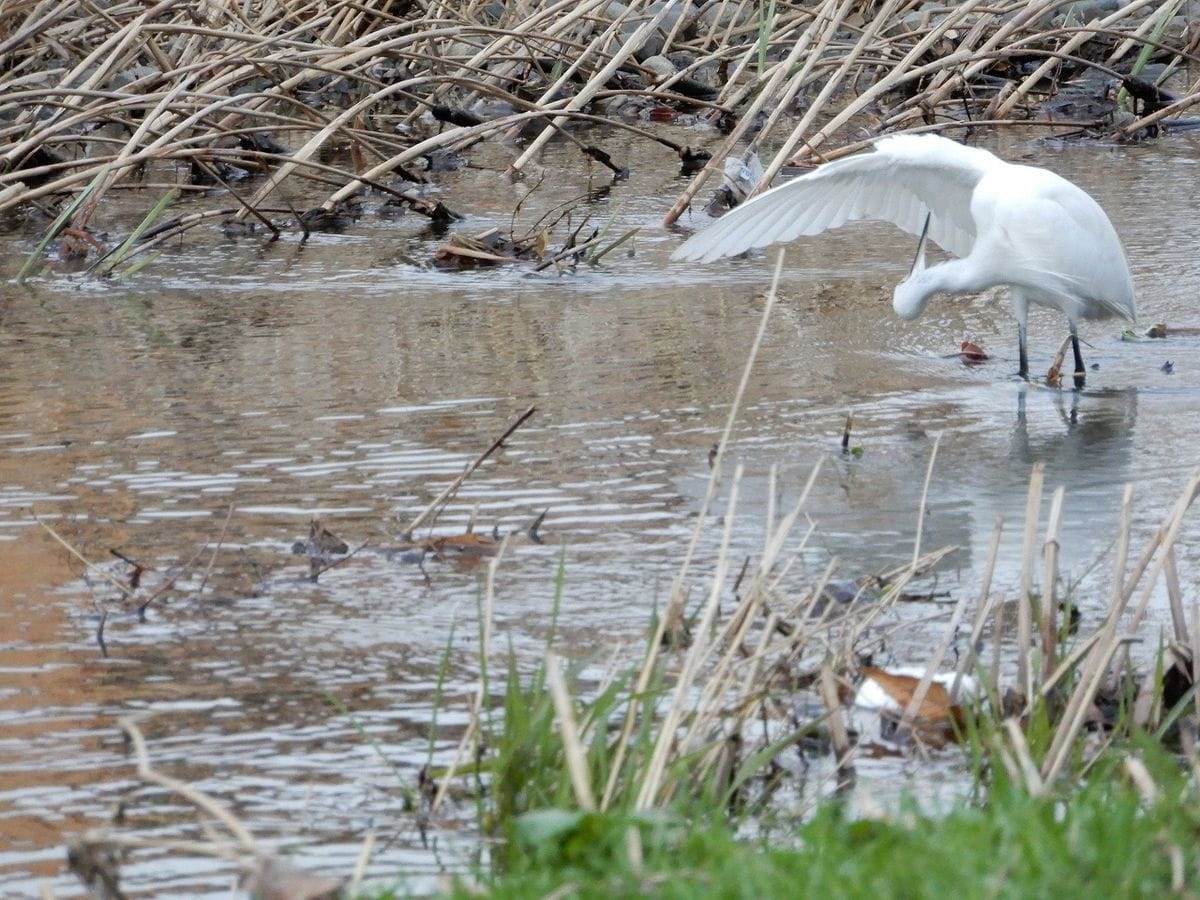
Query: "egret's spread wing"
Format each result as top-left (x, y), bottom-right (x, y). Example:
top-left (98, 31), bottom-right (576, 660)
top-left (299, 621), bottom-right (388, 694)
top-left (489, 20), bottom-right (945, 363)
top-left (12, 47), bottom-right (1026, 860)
top-left (672, 134), bottom-right (997, 263)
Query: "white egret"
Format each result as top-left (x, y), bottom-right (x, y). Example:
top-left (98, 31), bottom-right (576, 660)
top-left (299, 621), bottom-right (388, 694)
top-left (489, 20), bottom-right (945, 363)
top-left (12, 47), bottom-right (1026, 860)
top-left (672, 133), bottom-right (1136, 388)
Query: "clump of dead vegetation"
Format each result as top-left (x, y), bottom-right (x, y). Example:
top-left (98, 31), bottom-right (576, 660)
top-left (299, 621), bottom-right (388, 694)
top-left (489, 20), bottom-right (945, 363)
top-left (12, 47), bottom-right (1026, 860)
top-left (2, 1), bottom-right (1197, 277)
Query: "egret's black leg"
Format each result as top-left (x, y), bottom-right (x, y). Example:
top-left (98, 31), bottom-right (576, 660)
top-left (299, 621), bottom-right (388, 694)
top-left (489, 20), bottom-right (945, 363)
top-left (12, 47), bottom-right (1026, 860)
top-left (1018, 322), bottom-right (1029, 380)
top-left (1070, 325), bottom-right (1086, 390)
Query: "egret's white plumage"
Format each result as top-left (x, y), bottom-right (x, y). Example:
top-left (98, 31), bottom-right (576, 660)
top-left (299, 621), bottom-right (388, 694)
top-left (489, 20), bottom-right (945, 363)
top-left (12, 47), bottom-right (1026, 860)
top-left (672, 134), bottom-right (1136, 386)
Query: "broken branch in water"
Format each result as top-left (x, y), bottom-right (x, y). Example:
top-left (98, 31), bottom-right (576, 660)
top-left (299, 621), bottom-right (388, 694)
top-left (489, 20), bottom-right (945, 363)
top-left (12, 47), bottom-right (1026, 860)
top-left (401, 406), bottom-right (536, 540)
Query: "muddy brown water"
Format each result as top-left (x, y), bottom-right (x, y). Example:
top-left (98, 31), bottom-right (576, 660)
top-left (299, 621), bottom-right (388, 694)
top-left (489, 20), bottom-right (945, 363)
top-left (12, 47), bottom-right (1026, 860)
top-left (3, 131), bottom-right (1200, 896)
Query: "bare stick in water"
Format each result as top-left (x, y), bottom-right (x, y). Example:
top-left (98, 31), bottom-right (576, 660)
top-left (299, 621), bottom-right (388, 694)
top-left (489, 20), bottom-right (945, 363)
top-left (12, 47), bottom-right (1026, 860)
top-left (401, 406), bottom-right (536, 539)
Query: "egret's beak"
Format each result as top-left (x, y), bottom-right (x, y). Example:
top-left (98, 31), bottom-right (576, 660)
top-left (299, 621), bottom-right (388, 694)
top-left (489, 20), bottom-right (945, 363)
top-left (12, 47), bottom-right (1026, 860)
top-left (907, 211), bottom-right (931, 277)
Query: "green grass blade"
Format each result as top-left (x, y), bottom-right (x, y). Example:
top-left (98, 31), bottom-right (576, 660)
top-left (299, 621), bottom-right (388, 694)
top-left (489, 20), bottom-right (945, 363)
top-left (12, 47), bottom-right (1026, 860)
top-left (426, 611), bottom-right (458, 764)
top-left (92, 188), bottom-right (178, 277)
top-left (756, 0), bottom-right (777, 77)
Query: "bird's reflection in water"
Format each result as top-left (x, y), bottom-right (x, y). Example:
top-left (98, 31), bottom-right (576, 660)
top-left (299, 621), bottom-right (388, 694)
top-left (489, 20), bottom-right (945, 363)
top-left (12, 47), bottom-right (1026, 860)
top-left (985, 385), bottom-right (1138, 579)
top-left (1011, 386), bottom-right (1137, 480)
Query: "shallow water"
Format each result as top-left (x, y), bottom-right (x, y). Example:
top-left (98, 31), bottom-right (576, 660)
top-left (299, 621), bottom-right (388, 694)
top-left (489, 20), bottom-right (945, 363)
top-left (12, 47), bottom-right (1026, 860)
top-left (3, 129), bottom-right (1200, 895)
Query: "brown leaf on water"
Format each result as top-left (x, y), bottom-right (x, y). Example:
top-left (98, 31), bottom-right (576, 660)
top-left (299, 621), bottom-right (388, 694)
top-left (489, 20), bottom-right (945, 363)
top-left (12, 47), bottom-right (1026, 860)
top-left (426, 531), bottom-right (499, 560)
top-left (959, 339), bottom-right (989, 364)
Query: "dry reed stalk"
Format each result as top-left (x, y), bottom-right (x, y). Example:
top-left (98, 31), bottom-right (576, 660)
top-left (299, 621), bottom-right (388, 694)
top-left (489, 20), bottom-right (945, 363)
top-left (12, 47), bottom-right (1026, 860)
top-left (820, 663), bottom-right (855, 781)
top-left (753, 461), bottom-right (825, 603)
top-left (417, 0), bottom-right (608, 117)
top-left (479, 536), bottom-right (510, 678)
top-left (236, 76), bottom-right (420, 218)
top-left (120, 714), bottom-right (262, 852)
top-left (929, 0), bottom-right (1162, 121)
top-left (1004, 718), bottom-right (1045, 796)
top-left (507, 0), bottom-right (680, 176)
top-left (911, 432), bottom-right (942, 568)
top-left (655, 251), bottom-right (784, 636)
top-left (1106, 470), bottom-right (1200, 679)
top-left (1040, 483), bottom-right (1135, 784)
top-left (347, 831), bottom-right (375, 898)
top-left (738, 607), bottom-right (782, 701)
top-left (695, 0), bottom-right (747, 52)
top-left (914, 0), bottom-right (1063, 111)
top-left (755, 0), bottom-right (985, 187)
top-left (677, 476), bottom-right (832, 763)
top-left (681, 0), bottom-right (1022, 210)
top-left (635, 463), bottom-right (743, 810)
top-left (990, 582), bottom-right (1006, 693)
top-left (1119, 88), bottom-right (1200, 138)
top-left (1039, 628), bottom-right (1107, 699)
top-left (898, 578), bottom-right (974, 734)
top-left (36, 519), bottom-right (137, 602)
top-left (1164, 546), bottom-right (1187, 645)
top-left (431, 690), bottom-right (482, 814)
top-left (499, 0), bottom-right (635, 136)
top-left (1106, 0), bottom-right (1184, 64)
top-left (741, 0), bottom-right (862, 185)
top-left (1039, 486), bottom-right (1065, 675)
top-left (991, 0), bottom-right (1165, 119)
top-left (1192, 600), bottom-right (1200, 723)
top-left (711, 5), bottom-right (824, 111)
top-left (661, 0), bottom-right (850, 227)
top-left (826, 546), bottom-right (957, 674)
top-left (546, 653), bottom-right (597, 811)
top-left (2, 0), bottom-right (1188, 283)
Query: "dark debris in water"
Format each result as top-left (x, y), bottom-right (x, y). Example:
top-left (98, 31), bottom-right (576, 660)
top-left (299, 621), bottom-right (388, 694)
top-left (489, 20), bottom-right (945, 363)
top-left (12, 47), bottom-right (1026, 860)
top-left (432, 228), bottom-right (541, 268)
top-left (298, 201), bottom-right (362, 233)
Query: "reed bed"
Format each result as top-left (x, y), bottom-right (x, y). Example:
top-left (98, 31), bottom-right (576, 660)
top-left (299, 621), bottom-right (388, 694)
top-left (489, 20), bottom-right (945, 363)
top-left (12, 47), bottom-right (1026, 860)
top-left (2, 1), bottom-right (1196, 275)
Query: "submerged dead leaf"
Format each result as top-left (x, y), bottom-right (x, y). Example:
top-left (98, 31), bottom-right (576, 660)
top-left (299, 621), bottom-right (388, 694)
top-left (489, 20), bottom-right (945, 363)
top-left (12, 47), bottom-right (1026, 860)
top-left (959, 339), bottom-right (988, 364)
